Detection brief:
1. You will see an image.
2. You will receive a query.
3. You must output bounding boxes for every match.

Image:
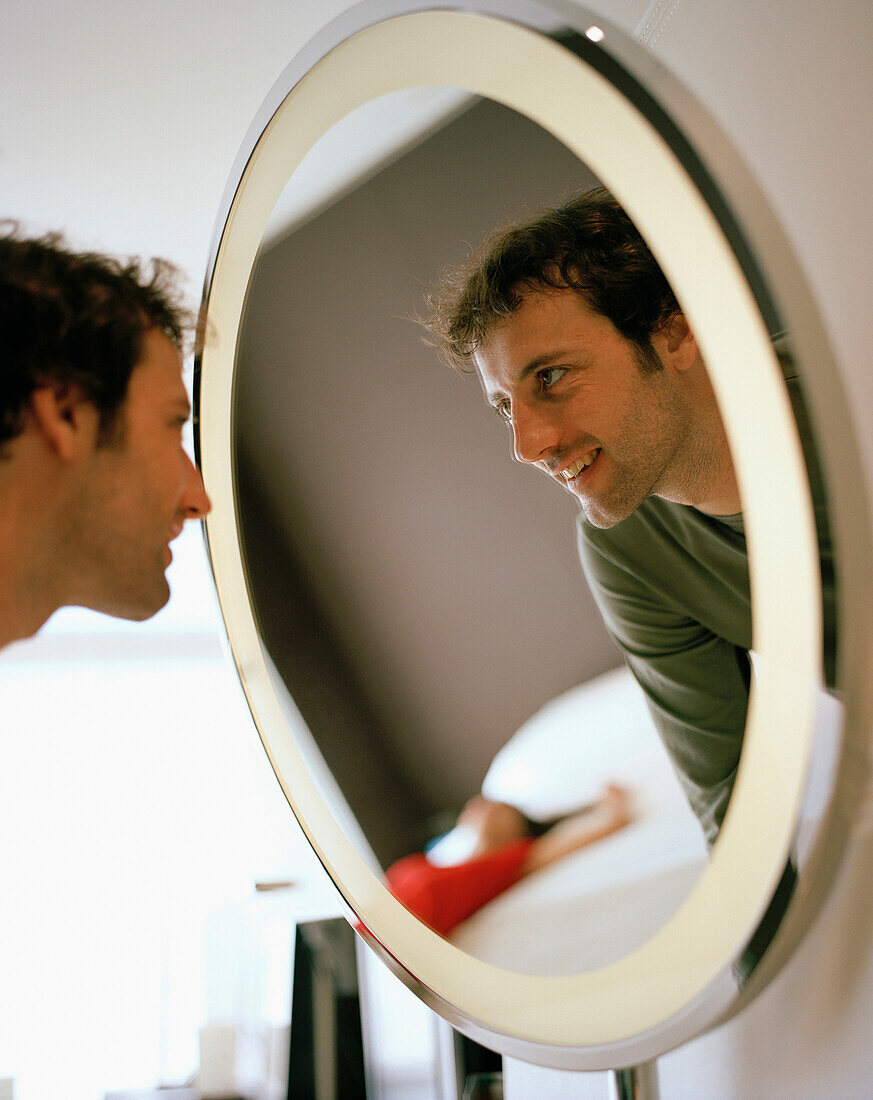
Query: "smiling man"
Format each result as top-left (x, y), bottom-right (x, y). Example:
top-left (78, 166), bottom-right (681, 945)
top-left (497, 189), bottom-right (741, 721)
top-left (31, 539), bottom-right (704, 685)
top-left (0, 227), bottom-right (211, 650)
top-left (421, 187), bottom-right (822, 846)
top-left (475, 283), bottom-right (739, 528)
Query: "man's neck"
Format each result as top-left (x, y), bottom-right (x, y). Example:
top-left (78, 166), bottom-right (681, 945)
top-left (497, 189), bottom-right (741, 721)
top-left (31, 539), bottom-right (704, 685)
top-left (0, 536), bottom-right (60, 650)
top-left (653, 423), bottom-right (741, 517)
top-left (0, 476), bottom-right (62, 651)
top-left (690, 470), bottom-right (742, 517)
top-left (669, 366), bottom-right (741, 516)
top-left (0, 584), bottom-right (54, 651)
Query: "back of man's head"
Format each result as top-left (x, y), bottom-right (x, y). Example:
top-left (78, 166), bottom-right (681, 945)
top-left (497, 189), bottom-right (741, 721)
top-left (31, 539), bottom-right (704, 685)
top-left (0, 225), bottom-right (188, 451)
top-left (420, 186), bottom-right (680, 371)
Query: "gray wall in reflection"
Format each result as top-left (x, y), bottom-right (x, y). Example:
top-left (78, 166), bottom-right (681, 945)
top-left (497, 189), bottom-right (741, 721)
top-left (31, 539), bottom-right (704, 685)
top-left (236, 97), bottom-right (622, 865)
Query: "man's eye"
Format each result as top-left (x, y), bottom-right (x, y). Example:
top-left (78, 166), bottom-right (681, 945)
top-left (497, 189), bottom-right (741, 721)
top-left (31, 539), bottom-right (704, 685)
top-left (493, 400), bottom-right (511, 422)
top-left (539, 366), bottom-right (566, 389)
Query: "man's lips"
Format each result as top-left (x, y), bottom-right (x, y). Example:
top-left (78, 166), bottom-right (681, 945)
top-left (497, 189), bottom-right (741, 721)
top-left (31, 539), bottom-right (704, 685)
top-left (555, 447), bottom-right (601, 482)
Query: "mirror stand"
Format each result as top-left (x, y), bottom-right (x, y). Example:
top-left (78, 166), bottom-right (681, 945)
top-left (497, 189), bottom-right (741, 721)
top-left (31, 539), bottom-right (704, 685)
top-left (610, 1061), bottom-right (660, 1100)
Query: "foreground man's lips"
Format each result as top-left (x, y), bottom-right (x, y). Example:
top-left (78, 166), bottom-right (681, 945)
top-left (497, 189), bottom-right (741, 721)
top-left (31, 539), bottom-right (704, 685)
top-left (560, 449), bottom-right (600, 480)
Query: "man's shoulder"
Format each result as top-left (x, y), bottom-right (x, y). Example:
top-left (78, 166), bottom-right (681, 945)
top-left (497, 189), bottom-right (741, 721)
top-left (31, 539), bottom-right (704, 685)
top-left (574, 499), bottom-right (675, 605)
top-left (578, 497), bottom-right (744, 550)
top-left (576, 497), bottom-right (685, 561)
top-left (576, 498), bottom-right (747, 596)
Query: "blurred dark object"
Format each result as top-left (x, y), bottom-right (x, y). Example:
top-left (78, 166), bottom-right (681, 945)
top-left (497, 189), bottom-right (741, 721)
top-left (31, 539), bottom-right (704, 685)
top-left (462, 1071), bottom-right (504, 1100)
top-left (288, 918), bottom-right (367, 1099)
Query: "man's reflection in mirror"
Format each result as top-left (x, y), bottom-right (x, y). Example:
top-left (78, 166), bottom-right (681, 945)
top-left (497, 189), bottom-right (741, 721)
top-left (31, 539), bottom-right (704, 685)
top-left (419, 186), bottom-right (834, 854)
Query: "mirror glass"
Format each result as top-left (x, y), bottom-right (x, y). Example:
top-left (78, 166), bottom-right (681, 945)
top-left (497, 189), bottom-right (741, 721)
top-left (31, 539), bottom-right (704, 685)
top-left (235, 87), bottom-right (717, 975)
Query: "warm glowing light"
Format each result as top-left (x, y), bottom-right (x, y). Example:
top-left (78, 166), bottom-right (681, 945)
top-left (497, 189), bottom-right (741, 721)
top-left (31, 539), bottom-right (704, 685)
top-left (585, 25), bottom-right (605, 43)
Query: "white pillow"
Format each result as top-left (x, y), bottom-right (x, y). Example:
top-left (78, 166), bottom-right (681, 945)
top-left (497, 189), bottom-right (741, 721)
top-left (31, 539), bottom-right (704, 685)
top-left (481, 664), bottom-right (672, 821)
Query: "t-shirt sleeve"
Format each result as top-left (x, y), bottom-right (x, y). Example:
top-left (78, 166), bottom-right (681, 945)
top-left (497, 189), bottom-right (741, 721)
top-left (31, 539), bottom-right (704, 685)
top-left (577, 523), bottom-right (750, 848)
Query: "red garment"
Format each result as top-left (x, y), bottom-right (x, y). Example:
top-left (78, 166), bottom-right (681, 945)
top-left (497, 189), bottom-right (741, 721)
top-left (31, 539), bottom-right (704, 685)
top-left (385, 837), bottom-right (535, 936)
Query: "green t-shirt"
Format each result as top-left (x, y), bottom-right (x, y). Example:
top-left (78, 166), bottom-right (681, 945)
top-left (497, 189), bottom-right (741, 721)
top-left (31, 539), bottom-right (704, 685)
top-left (577, 501), bottom-right (752, 846)
top-left (576, 362), bottom-right (836, 847)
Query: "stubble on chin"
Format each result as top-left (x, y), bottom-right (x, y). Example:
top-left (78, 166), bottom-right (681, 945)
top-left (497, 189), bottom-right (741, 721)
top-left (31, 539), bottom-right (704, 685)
top-left (574, 478), bottom-right (647, 529)
top-left (578, 500), bottom-right (624, 530)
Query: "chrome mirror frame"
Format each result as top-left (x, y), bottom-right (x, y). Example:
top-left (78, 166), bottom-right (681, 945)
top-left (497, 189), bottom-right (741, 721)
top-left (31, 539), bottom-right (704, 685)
top-left (195, 0), bottom-right (873, 1069)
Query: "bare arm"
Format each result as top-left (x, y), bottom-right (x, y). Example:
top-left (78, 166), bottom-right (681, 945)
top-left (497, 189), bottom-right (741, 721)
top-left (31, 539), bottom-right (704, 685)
top-left (520, 785), bottom-right (633, 876)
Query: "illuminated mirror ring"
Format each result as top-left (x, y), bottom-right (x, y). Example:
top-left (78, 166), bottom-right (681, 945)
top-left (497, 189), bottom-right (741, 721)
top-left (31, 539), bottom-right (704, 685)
top-left (196, 0), bottom-right (872, 1069)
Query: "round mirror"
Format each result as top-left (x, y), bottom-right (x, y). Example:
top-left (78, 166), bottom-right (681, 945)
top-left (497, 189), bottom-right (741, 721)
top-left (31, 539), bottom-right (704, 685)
top-left (196, 0), bottom-right (872, 1070)
top-left (236, 84), bottom-right (712, 977)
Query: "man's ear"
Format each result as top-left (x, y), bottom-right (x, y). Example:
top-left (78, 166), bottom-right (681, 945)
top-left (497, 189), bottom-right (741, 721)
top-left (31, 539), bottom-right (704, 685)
top-left (28, 384), bottom-right (99, 461)
top-left (662, 312), bottom-right (700, 371)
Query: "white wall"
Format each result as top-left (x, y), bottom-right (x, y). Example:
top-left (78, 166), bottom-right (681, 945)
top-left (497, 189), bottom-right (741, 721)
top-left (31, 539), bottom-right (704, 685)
top-left (1, 0), bottom-right (356, 274)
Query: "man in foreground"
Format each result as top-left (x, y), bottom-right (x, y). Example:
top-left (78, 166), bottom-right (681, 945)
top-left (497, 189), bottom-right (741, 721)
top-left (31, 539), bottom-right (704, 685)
top-left (0, 226), bottom-right (211, 650)
top-left (422, 187), bottom-right (831, 847)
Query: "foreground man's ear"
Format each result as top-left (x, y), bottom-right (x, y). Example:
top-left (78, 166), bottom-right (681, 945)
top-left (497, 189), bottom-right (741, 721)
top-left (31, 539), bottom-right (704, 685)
top-left (28, 384), bottom-right (99, 462)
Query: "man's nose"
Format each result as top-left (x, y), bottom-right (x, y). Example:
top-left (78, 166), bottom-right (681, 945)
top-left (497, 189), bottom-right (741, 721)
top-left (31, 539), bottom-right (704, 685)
top-left (181, 451), bottom-right (212, 519)
top-left (510, 401), bottom-right (561, 464)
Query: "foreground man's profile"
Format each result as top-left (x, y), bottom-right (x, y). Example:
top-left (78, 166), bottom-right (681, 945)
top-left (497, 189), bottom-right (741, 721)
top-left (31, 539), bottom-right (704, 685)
top-left (0, 226), bottom-right (211, 652)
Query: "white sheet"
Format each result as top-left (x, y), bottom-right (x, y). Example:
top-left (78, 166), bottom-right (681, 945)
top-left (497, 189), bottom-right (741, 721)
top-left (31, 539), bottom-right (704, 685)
top-left (452, 667), bottom-right (708, 973)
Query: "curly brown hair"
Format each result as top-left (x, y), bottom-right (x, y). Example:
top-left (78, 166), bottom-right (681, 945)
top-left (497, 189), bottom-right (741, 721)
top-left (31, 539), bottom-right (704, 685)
top-left (420, 186), bottom-right (680, 372)
top-left (0, 223), bottom-right (191, 449)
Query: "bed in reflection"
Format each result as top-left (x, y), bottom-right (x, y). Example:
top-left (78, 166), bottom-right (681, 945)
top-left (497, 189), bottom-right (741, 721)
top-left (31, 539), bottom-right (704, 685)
top-left (447, 665), bottom-right (708, 975)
